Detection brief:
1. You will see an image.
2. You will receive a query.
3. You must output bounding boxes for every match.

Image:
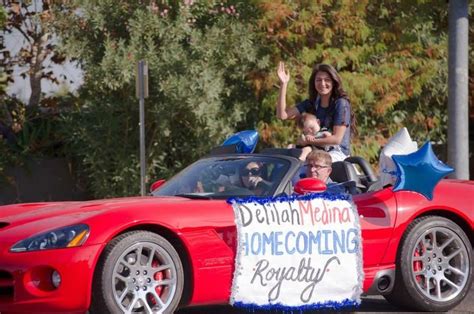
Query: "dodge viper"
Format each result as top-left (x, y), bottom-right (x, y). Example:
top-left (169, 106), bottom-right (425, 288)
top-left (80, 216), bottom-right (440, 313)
top-left (0, 148), bottom-right (472, 313)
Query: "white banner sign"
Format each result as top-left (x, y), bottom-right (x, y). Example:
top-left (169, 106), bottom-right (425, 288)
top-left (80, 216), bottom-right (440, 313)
top-left (230, 194), bottom-right (363, 310)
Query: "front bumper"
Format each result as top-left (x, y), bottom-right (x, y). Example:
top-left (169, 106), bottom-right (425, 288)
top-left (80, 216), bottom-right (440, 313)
top-left (0, 243), bottom-right (103, 313)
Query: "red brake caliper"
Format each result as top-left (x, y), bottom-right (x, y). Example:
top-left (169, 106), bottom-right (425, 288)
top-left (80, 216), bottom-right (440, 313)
top-left (146, 259), bottom-right (164, 307)
top-left (153, 259), bottom-right (164, 296)
top-left (414, 242), bottom-right (424, 285)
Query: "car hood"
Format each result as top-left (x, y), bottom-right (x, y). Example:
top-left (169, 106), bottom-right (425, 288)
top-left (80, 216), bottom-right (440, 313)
top-left (0, 196), bottom-right (234, 250)
top-left (0, 196), bottom-right (206, 245)
top-left (0, 196), bottom-right (194, 226)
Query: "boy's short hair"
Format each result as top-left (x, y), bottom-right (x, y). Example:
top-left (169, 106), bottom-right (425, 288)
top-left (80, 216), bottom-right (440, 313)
top-left (297, 113), bottom-right (318, 129)
top-left (306, 150), bottom-right (332, 167)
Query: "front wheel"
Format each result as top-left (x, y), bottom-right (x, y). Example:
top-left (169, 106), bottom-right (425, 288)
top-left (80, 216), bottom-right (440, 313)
top-left (384, 216), bottom-right (473, 311)
top-left (91, 231), bottom-right (184, 314)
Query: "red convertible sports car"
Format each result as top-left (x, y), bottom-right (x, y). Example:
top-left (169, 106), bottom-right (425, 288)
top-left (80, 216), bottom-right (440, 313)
top-left (0, 148), bottom-right (472, 313)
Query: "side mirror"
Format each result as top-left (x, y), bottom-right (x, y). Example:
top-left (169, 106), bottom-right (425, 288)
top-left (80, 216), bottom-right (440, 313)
top-left (150, 179), bottom-right (166, 193)
top-left (294, 178), bottom-right (327, 195)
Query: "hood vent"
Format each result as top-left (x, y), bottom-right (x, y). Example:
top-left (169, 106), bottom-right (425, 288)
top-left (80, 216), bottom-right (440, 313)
top-left (0, 222), bottom-right (9, 230)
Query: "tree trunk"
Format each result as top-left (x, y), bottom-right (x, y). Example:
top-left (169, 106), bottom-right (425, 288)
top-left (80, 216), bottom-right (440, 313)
top-left (0, 95), bottom-right (13, 125)
top-left (28, 70), bottom-right (42, 107)
top-left (28, 35), bottom-right (48, 107)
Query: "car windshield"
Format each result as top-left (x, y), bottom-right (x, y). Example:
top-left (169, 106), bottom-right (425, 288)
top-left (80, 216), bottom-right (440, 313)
top-left (152, 156), bottom-right (291, 199)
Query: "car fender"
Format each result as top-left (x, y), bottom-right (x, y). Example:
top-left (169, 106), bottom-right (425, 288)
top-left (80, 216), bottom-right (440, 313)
top-left (382, 180), bottom-right (473, 265)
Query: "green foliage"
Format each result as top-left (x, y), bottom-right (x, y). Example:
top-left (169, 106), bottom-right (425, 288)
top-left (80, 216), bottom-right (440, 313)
top-left (53, 0), bottom-right (268, 198)
top-left (0, 96), bottom-right (68, 186)
top-left (2, 1), bottom-right (470, 200)
top-left (0, 136), bottom-right (15, 183)
top-left (0, 6), bottom-right (5, 25)
top-left (58, 97), bottom-right (142, 198)
top-left (254, 0), bottom-right (454, 164)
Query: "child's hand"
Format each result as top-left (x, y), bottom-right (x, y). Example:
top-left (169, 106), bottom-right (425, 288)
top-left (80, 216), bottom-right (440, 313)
top-left (321, 131), bottom-right (331, 137)
top-left (304, 135), bottom-right (316, 143)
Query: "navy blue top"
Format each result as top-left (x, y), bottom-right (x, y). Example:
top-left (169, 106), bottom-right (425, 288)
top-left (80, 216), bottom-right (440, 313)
top-left (296, 97), bottom-right (351, 155)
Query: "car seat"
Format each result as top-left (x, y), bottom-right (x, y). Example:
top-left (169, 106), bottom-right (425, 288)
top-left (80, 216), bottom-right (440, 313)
top-left (344, 156), bottom-right (379, 191)
top-left (330, 161), bottom-right (366, 193)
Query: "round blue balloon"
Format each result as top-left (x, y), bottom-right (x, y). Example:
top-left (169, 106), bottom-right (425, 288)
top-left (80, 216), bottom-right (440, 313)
top-left (392, 141), bottom-right (454, 200)
top-left (222, 130), bottom-right (259, 153)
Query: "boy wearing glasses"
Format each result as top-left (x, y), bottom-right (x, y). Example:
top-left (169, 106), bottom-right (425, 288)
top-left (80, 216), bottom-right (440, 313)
top-left (303, 150), bottom-right (349, 194)
top-left (305, 150), bottom-right (333, 183)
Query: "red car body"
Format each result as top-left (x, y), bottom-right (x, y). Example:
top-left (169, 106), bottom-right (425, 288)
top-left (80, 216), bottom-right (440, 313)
top-left (0, 154), bottom-right (472, 313)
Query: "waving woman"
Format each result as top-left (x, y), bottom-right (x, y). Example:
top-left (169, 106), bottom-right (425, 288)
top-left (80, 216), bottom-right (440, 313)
top-left (276, 62), bottom-right (356, 161)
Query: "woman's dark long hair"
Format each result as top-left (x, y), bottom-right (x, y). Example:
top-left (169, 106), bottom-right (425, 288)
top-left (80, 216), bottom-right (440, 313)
top-left (308, 64), bottom-right (357, 136)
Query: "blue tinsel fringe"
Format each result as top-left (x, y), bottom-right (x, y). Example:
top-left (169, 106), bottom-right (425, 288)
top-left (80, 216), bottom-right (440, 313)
top-left (232, 299), bottom-right (360, 312)
top-left (227, 191), bottom-right (351, 205)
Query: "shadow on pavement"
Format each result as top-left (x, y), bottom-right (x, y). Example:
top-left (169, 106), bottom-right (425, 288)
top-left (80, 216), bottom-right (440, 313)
top-left (177, 292), bottom-right (474, 313)
top-left (176, 296), bottom-right (401, 313)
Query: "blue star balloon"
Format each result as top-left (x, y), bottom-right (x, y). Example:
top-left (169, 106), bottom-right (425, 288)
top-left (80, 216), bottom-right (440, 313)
top-left (222, 130), bottom-right (259, 154)
top-left (392, 141), bottom-right (454, 200)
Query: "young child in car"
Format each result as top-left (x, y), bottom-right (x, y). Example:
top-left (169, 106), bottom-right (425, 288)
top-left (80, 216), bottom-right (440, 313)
top-left (288, 113), bottom-right (329, 160)
top-left (293, 113), bottom-right (346, 161)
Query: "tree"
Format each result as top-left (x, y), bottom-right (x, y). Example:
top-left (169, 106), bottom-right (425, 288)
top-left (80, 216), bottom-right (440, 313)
top-left (53, 0), bottom-right (268, 197)
top-left (2, 0), bottom-right (67, 107)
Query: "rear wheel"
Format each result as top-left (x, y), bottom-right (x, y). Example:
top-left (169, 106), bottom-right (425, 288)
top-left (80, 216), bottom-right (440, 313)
top-left (384, 216), bottom-right (472, 311)
top-left (91, 231), bottom-right (184, 314)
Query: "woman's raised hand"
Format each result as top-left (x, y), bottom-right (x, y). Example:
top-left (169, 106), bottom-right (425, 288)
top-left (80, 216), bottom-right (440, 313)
top-left (277, 61), bottom-right (290, 85)
top-left (276, 61), bottom-right (296, 120)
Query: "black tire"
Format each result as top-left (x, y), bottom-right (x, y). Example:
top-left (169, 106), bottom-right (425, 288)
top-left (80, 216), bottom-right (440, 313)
top-left (91, 231), bottom-right (184, 314)
top-left (384, 216), bottom-right (473, 311)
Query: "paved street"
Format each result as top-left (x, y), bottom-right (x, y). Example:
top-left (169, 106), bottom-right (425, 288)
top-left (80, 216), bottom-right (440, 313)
top-left (177, 280), bottom-right (474, 313)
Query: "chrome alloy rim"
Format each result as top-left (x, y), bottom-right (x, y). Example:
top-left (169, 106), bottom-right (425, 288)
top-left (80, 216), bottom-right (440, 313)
top-left (410, 226), bottom-right (470, 302)
top-left (112, 242), bottom-right (177, 313)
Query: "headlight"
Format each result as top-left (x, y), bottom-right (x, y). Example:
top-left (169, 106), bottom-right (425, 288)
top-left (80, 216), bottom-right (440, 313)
top-left (10, 224), bottom-right (90, 253)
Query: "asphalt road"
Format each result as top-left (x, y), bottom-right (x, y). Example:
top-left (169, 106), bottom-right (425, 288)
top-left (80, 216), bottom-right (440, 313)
top-left (177, 280), bottom-right (474, 313)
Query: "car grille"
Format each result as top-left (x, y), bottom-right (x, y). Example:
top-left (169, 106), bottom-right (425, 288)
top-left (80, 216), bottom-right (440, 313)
top-left (0, 271), bottom-right (14, 302)
top-left (0, 223), bottom-right (9, 230)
